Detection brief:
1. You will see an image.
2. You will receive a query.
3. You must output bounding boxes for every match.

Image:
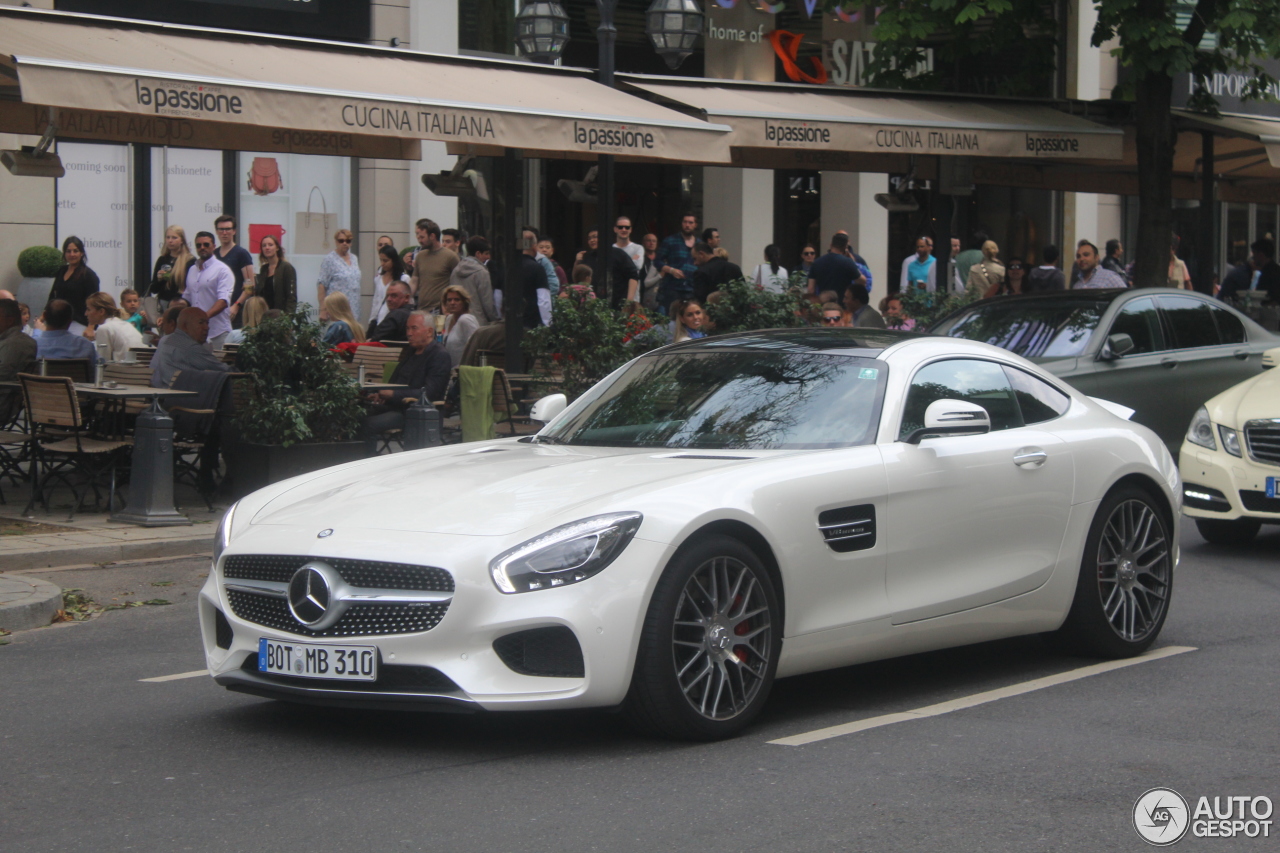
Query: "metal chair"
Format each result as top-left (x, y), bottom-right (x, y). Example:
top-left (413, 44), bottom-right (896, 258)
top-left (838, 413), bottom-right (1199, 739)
top-left (18, 373), bottom-right (126, 519)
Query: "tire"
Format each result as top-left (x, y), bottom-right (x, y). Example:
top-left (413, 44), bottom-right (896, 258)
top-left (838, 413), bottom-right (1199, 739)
top-left (1053, 487), bottom-right (1173, 658)
top-left (1195, 517), bottom-right (1261, 546)
top-left (624, 534), bottom-right (782, 741)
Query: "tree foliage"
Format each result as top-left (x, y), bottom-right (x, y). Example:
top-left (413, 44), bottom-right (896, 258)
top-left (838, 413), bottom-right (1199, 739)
top-left (232, 307), bottom-right (364, 447)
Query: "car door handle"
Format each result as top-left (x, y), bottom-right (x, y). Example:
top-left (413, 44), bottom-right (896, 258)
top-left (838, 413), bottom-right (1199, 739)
top-left (1234, 349), bottom-right (1250, 360)
top-left (1160, 358), bottom-right (1178, 369)
top-left (1013, 448), bottom-right (1048, 468)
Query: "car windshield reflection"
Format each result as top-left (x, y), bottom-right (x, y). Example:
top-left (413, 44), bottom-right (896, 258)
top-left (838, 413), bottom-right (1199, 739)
top-left (933, 300), bottom-right (1106, 358)
top-left (542, 351), bottom-right (887, 450)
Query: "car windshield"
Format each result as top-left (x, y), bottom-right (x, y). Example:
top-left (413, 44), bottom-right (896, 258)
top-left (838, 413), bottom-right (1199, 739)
top-left (540, 350), bottom-right (887, 449)
top-left (931, 300), bottom-right (1107, 358)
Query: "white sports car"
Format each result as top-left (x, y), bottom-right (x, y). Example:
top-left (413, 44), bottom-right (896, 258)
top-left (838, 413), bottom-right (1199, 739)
top-left (201, 329), bottom-right (1180, 740)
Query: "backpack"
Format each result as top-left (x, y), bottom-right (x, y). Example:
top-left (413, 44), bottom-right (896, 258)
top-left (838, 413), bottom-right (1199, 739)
top-left (247, 157), bottom-right (283, 195)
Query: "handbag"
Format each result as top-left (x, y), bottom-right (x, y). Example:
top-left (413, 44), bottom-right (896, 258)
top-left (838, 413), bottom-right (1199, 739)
top-left (249, 223), bottom-right (286, 253)
top-left (293, 187), bottom-right (337, 255)
top-left (247, 157), bottom-right (282, 195)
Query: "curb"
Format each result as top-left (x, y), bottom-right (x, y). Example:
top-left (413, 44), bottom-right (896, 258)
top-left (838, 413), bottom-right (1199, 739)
top-left (1, 537), bottom-right (213, 572)
top-left (0, 576), bottom-right (63, 632)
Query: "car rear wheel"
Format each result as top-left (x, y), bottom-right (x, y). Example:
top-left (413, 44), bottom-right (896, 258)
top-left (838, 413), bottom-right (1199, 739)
top-left (624, 534), bottom-right (781, 741)
top-left (1054, 487), bottom-right (1172, 658)
top-left (1195, 517), bottom-right (1261, 546)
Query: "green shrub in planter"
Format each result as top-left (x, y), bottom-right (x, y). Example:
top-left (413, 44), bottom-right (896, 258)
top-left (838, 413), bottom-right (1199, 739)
top-left (231, 307), bottom-right (363, 447)
top-left (704, 277), bottom-right (810, 335)
top-left (17, 245), bottom-right (62, 278)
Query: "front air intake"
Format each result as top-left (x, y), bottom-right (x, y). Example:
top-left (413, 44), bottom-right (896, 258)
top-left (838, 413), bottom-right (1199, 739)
top-left (493, 626), bottom-right (585, 678)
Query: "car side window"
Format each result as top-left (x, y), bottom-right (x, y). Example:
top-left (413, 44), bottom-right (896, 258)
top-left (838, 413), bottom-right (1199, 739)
top-left (1109, 297), bottom-right (1162, 354)
top-left (899, 359), bottom-right (1023, 440)
top-left (1002, 366), bottom-right (1071, 424)
top-left (1159, 295), bottom-right (1221, 349)
top-left (1210, 305), bottom-right (1246, 344)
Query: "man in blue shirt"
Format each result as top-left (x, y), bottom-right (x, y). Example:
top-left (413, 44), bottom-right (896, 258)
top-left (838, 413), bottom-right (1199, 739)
top-left (807, 233), bottom-right (860, 305)
top-left (36, 299), bottom-right (97, 361)
top-left (655, 212), bottom-right (700, 313)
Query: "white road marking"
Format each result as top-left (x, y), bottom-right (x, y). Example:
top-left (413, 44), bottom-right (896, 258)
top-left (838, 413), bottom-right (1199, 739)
top-left (769, 645), bottom-right (1197, 746)
top-left (139, 669), bottom-right (210, 683)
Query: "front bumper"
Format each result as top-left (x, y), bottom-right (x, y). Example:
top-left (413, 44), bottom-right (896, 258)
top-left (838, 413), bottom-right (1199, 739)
top-left (200, 524), bottom-right (670, 712)
top-left (1178, 441), bottom-right (1280, 522)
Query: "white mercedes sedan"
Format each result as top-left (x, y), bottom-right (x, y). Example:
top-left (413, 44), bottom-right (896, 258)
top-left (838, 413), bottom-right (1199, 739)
top-left (201, 329), bottom-right (1180, 740)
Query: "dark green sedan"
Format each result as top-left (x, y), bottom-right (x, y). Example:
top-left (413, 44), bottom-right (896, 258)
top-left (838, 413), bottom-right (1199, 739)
top-left (930, 288), bottom-right (1280, 452)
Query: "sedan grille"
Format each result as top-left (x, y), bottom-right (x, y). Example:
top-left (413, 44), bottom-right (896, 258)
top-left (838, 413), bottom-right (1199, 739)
top-left (223, 554), bottom-right (454, 593)
top-left (1244, 420), bottom-right (1280, 468)
top-left (227, 589), bottom-right (449, 638)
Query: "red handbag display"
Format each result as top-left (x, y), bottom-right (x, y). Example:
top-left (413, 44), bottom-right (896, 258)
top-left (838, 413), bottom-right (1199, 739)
top-left (249, 223), bottom-right (286, 252)
top-left (247, 157), bottom-right (283, 195)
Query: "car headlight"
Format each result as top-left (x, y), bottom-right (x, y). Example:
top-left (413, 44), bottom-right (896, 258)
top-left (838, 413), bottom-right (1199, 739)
top-left (1218, 424), bottom-right (1242, 457)
top-left (490, 512), bottom-right (643, 594)
top-left (1186, 406), bottom-right (1216, 451)
top-left (212, 501), bottom-right (239, 565)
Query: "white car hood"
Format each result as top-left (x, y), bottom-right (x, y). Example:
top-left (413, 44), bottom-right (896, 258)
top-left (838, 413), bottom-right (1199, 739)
top-left (249, 441), bottom-right (765, 536)
top-left (1209, 366), bottom-right (1280, 427)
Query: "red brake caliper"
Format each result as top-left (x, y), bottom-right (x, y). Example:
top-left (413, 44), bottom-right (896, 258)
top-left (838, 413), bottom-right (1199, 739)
top-left (732, 594), bottom-right (750, 661)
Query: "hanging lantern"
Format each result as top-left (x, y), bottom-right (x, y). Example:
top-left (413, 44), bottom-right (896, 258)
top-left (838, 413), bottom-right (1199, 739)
top-left (515, 1), bottom-right (571, 64)
top-left (645, 0), bottom-right (705, 70)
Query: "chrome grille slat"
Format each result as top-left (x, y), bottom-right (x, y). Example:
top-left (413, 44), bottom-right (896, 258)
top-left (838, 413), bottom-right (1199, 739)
top-left (223, 554), bottom-right (454, 592)
top-left (1244, 420), bottom-right (1280, 467)
top-left (227, 590), bottom-right (449, 638)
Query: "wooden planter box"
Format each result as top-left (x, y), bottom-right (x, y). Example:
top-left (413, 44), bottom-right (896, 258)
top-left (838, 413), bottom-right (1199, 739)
top-left (224, 438), bottom-right (367, 500)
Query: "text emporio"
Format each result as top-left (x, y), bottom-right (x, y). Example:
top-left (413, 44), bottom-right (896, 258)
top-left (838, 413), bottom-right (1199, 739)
top-left (574, 122), bottom-right (655, 151)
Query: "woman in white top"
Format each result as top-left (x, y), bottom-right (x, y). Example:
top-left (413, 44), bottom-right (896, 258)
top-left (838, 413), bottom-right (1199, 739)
top-left (371, 245), bottom-right (411, 327)
top-left (752, 244), bottom-right (790, 293)
top-left (83, 291), bottom-right (143, 361)
top-left (317, 229), bottom-right (361, 323)
top-left (441, 285), bottom-right (480, 367)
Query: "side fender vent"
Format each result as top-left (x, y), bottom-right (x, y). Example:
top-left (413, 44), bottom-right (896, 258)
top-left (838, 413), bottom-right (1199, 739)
top-left (817, 504), bottom-right (876, 553)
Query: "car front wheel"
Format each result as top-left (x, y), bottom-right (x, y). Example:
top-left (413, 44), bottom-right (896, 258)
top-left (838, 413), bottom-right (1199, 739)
top-left (1195, 517), bottom-right (1261, 546)
top-left (625, 534), bottom-right (781, 740)
top-left (1054, 487), bottom-right (1173, 658)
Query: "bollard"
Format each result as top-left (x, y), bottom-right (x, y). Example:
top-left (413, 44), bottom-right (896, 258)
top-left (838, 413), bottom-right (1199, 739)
top-left (401, 401), bottom-right (441, 450)
top-left (111, 398), bottom-right (191, 527)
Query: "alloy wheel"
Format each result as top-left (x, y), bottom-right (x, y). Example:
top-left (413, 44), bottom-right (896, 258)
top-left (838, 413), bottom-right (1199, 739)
top-left (1097, 499), bottom-right (1170, 642)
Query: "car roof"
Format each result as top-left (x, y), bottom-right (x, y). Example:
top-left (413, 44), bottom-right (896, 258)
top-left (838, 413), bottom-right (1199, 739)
top-left (662, 328), bottom-right (921, 357)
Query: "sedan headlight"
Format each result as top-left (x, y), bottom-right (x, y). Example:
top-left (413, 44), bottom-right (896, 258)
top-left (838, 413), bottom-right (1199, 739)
top-left (1218, 425), bottom-right (1243, 457)
top-left (212, 501), bottom-right (239, 565)
top-left (1186, 406), bottom-right (1216, 451)
top-left (490, 512), bottom-right (643, 594)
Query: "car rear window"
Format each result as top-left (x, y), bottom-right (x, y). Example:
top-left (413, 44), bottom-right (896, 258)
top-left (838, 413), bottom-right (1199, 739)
top-left (932, 300), bottom-right (1106, 358)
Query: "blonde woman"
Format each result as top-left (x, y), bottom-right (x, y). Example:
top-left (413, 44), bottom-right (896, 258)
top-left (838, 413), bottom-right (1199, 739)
top-left (317, 228), bottom-right (361, 323)
top-left (671, 299), bottom-right (707, 343)
top-left (320, 292), bottom-right (366, 347)
top-left (151, 225), bottom-right (195, 305)
top-left (967, 240), bottom-right (1006, 298)
top-left (225, 296), bottom-right (269, 345)
top-left (83, 291), bottom-right (144, 361)
top-left (440, 284), bottom-right (479, 367)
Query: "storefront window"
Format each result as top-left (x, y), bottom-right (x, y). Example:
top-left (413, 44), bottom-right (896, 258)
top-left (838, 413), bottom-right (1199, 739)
top-left (1224, 202), bottom-right (1250, 264)
top-left (238, 152), bottom-right (353, 317)
top-left (773, 170), bottom-right (820, 275)
top-left (56, 141), bottom-right (134, 295)
top-left (150, 147), bottom-right (224, 272)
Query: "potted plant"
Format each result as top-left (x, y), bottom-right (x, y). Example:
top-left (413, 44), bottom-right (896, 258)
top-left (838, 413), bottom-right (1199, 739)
top-left (703, 277), bottom-right (810, 335)
top-left (15, 245), bottom-right (62, 312)
top-left (224, 307), bottom-right (367, 498)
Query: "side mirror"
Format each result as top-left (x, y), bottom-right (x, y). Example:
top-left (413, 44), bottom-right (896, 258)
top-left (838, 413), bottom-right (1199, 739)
top-left (902, 399), bottom-right (992, 444)
top-left (529, 393), bottom-right (567, 424)
top-left (1099, 332), bottom-right (1136, 361)
top-left (1261, 347), bottom-right (1280, 370)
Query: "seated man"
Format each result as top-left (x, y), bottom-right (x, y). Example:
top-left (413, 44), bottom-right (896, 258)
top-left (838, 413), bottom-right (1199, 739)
top-left (0, 298), bottom-right (37, 380)
top-left (151, 308), bottom-right (231, 388)
top-left (843, 285), bottom-right (887, 329)
top-left (358, 311), bottom-right (451, 453)
top-left (36, 299), bottom-right (98, 361)
top-left (366, 280), bottom-right (413, 342)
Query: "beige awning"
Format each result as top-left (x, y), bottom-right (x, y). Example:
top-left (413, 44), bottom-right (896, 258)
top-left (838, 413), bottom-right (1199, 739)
top-left (1174, 110), bottom-right (1280, 169)
top-left (626, 77), bottom-right (1124, 162)
top-left (0, 8), bottom-right (731, 164)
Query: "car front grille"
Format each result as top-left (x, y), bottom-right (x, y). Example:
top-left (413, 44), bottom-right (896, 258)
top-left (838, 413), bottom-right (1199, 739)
top-left (226, 590), bottom-right (450, 638)
top-left (223, 554), bottom-right (454, 593)
top-left (1244, 420), bottom-right (1280, 467)
top-left (1239, 490), bottom-right (1280, 514)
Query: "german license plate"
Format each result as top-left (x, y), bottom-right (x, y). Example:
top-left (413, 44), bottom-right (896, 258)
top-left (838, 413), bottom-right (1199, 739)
top-left (258, 638), bottom-right (377, 681)
top-left (1268, 477), bottom-right (1277, 499)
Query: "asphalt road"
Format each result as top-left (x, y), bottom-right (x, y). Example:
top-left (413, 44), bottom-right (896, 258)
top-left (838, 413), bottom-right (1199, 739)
top-left (2, 523), bottom-right (1277, 852)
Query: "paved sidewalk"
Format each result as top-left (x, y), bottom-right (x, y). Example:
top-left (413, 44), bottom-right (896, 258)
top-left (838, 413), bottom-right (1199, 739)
top-left (0, 506), bottom-right (221, 572)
